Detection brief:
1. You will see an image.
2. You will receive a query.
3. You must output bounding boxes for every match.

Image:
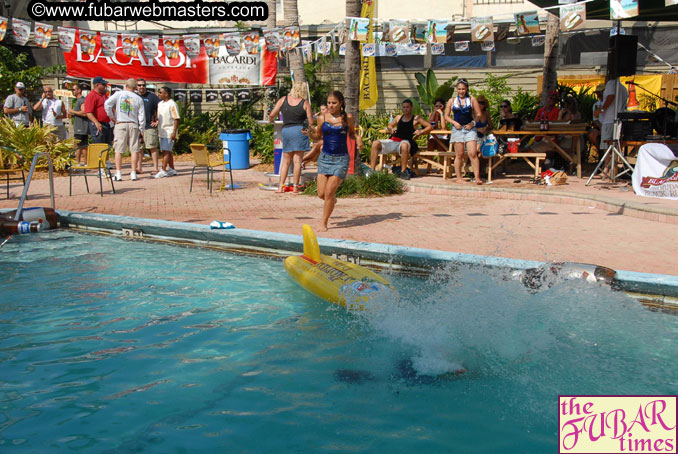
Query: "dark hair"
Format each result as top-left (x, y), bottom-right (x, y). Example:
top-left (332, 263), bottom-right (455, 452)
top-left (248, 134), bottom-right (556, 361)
top-left (328, 90), bottom-right (347, 126)
top-left (320, 102), bottom-right (327, 108)
top-left (137, 78), bottom-right (146, 84)
top-left (456, 78), bottom-right (469, 88)
top-left (434, 98), bottom-right (446, 106)
top-left (402, 99), bottom-right (413, 106)
top-left (160, 86), bottom-right (172, 97)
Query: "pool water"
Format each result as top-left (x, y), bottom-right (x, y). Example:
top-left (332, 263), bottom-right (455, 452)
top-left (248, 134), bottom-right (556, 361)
top-left (1, 231), bottom-right (677, 452)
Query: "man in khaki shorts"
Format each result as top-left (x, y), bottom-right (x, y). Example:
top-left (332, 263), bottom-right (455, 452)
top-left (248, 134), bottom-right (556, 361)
top-left (136, 79), bottom-right (161, 175)
top-left (104, 78), bottom-right (145, 181)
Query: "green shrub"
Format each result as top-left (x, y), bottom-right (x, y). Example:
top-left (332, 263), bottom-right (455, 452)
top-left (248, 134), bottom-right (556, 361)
top-left (303, 172), bottom-right (404, 198)
top-left (0, 117), bottom-right (75, 171)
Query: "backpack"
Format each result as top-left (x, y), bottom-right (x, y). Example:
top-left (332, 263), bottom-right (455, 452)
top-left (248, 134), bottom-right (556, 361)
top-left (480, 134), bottom-right (498, 157)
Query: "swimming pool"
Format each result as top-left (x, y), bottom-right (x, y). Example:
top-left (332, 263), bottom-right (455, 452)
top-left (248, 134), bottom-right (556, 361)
top-left (2, 230), bottom-right (677, 452)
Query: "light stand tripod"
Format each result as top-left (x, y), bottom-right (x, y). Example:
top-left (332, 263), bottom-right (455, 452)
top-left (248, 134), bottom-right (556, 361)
top-left (586, 79), bottom-right (635, 185)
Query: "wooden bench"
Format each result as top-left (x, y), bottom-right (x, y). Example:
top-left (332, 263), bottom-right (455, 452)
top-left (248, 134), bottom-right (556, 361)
top-left (415, 151), bottom-right (456, 179)
top-left (487, 152), bottom-right (547, 182)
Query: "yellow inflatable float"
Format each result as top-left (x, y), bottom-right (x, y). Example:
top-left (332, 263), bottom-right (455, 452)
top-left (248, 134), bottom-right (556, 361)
top-left (284, 225), bottom-right (396, 310)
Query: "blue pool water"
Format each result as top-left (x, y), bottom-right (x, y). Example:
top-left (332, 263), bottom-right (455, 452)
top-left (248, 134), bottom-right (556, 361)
top-left (1, 231), bottom-right (677, 452)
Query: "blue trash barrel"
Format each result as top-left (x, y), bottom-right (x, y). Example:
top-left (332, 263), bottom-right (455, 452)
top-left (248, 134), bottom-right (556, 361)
top-left (273, 121), bottom-right (284, 175)
top-left (220, 129), bottom-right (252, 170)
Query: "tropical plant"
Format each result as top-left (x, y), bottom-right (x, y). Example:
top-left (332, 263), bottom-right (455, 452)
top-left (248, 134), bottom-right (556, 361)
top-left (414, 69), bottom-right (457, 112)
top-left (472, 73), bottom-right (513, 126)
top-left (278, 56), bottom-right (333, 109)
top-left (174, 101), bottom-right (219, 155)
top-left (303, 171), bottom-right (404, 197)
top-left (510, 90), bottom-right (541, 123)
top-left (0, 117), bottom-right (75, 171)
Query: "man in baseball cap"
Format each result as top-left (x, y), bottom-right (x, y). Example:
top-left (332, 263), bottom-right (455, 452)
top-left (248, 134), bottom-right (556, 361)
top-left (92, 76), bottom-right (108, 86)
top-left (85, 76), bottom-right (113, 145)
top-left (3, 82), bottom-right (31, 126)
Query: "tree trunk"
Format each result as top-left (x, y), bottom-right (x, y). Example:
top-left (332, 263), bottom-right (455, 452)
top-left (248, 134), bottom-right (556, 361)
top-left (540, 11), bottom-right (560, 106)
top-left (344, 0), bottom-right (362, 119)
top-left (266, 0), bottom-right (276, 29)
top-left (284, 0), bottom-right (307, 84)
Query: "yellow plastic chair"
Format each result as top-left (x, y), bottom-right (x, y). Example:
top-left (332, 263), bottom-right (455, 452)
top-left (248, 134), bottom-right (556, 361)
top-left (69, 143), bottom-right (115, 197)
top-left (0, 146), bottom-right (26, 199)
top-left (190, 143), bottom-right (233, 192)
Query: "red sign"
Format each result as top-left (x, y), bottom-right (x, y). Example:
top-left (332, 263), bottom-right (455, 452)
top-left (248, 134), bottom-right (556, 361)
top-left (64, 30), bottom-right (209, 84)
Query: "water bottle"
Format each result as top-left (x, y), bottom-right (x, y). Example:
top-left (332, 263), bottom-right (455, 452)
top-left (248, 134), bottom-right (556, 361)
top-left (0, 220), bottom-right (42, 234)
top-left (210, 221), bottom-right (235, 229)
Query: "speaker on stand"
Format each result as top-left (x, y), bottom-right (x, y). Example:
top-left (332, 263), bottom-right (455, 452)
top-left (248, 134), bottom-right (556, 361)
top-left (607, 35), bottom-right (638, 78)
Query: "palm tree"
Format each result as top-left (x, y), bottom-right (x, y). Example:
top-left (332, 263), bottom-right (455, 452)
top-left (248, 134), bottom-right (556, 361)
top-left (344, 0), bottom-right (361, 119)
top-left (541, 12), bottom-right (560, 106)
top-left (284, 0), bottom-right (307, 84)
top-left (266, 0), bottom-right (276, 29)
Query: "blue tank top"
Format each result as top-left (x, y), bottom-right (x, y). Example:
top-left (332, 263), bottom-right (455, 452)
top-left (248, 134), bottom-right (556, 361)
top-left (453, 96), bottom-right (474, 126)
top-left (321, 122), bottom-right (348, 155)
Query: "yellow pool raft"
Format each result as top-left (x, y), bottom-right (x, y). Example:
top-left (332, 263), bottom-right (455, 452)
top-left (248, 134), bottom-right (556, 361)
top-left (284, 225), bottom-right (397, 310)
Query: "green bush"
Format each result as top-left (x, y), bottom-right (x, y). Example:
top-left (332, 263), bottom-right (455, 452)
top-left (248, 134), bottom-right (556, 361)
top-left (303, 172), bottom-right (404, 198)
top-left (0, 117), bottom-right (75, 171)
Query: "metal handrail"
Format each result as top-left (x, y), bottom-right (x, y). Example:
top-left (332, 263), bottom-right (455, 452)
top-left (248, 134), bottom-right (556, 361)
top-left (14, 152), bottom-right (55, 221)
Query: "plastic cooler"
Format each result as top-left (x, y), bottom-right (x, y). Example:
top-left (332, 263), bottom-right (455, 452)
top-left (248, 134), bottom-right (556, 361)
top-left (220, 129), bottom-right (252, 170)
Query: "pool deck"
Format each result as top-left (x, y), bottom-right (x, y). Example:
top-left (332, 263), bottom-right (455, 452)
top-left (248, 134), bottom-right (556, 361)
top-left (2, 159), bottom-right (677, 276)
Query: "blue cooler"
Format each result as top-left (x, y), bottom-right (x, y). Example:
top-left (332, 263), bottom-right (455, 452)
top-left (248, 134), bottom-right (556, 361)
top-left (220, 129), bottom-right (252, 170)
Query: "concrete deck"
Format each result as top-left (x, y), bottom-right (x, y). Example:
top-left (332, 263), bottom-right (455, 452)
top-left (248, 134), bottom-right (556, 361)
top-left (2, 159), bottom-right (677, 276)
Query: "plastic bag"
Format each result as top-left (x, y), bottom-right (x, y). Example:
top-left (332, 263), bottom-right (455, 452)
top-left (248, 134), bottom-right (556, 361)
top-left (480, 134), bottom-right (498, 157)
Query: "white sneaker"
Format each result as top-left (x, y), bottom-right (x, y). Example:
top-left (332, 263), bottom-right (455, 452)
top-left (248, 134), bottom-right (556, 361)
top-left (154, 170), bottom-right (168, 179)
top-left (130, 171), bottom-right (138, 181)
top-left (113, 173), bottom-right (122, 181)
top-left (100, 169), bottom-right (107, 177)
top-left (166, 168), bottom-right (178, 176)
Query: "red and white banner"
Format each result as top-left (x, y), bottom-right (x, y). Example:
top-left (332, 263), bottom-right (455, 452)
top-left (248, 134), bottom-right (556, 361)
top-left (209, 41), bottom-right (277, 86)
top-left (64, 29), bottom-right (209, 84)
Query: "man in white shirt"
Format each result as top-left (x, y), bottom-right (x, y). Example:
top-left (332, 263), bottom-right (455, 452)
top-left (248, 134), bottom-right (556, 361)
top-left (154, 86), bottom-right (181, 178)
top-left (32, 86), bottom-right (67, 140)
top-left (595, 76), bottom-right (628, 145)
top-left (104, 78), bottom-right (145, 181)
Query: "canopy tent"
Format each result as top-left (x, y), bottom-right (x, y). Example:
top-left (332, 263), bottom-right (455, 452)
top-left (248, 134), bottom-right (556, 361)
top-left (526, 0), bottom-right (678, 21)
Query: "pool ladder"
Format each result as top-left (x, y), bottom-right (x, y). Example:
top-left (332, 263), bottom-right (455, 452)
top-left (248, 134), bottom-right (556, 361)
top-left (13, 152), bottom-right (55, 221)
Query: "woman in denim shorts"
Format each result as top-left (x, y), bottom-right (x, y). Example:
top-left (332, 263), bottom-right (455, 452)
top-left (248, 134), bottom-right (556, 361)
top-left (307, 91), bottom-right (363, 232)
top-left (444, 78), bottom-right (483, 184)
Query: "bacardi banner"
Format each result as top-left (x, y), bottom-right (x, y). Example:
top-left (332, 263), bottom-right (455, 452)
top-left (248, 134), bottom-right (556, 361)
top-left (632, 143), bottom-right (678, 200)
top-left (34, 23), bottom-right (52, 48)
top-left (58, 26), bottom-right (75, 52)
top-left (0, 17), bottom-right (7, 42)
top-left (208, 41), bottom-right (277, 86)
top-left (64, 29), bottom-right (209, 84)
top-left (11, 18), bottom-right (31, 46)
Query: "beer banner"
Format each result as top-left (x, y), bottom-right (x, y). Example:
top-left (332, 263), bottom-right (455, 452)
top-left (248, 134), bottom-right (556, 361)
top-left (361, 43), bottom-right (376, 57)
top-left (283, 26), bottom-right (300, 50)
top-left (79, 30), bottom-right (97, 55)
top-left (339, 43), bottom-right (346, 56)
top-left (359, 0), bottom-right (377, 111)
top-left (184, 34), bottom-right (201, 58)
top-left (205, 90), bottom-right (219, 103)
top-left (58, 27), bottom-right (76, 52)
top-left (611, 0), bottom-right (639, 19)
top-left (632, 143), bottom-right (678, 200)
top-left (121, 34), bottom-right (140, 57)
top-left (481, 41), bottom-right (495, 51)
top-left (243, 32), bottom-right (259, 54)
top-left (561, 4), bottom-right (586, 32)
top-left (531, 35), bottom-right (545, 46)
top-left (34, 23), bottom-right (52, 48)
top-left (470, 17), bottom-right (494, 43)
top-left (223, 33), bottom-right (241, 56)
top-left (348, 17), bottom-right (369, 41)
top-left (220, 90), bottom-right (234, 102)
top-left (455, 41), bottom-right (469, 52)
top-left (11, 18), bottom-right (31, 46)
top-left (237, 89), bottom-right (251, 102)
top-left (384, 43), bottom-right (397, 56)
top-left (163, 36), bottom-right (180, 59)
top-left (0, 17), bottom-right (7, 42)
top-left (515, 12), bottom-right (539, 35)
top-left (141, 35), bottom-right (159, 59)
top-left (64, 29), bottom-right (209, 84)
top-left (431, 43), bottom-right (445, 55)
top-left (190, 90), bottom-right (202, 102)
top-left (412, 23), bottom-right (427, 44)
top-left (174, 89), bottom-right (187, 103)
top-left (204, 35), bottom-right (220, 58)
top-left (427, 20), bottom-right (448, 44)
top-left (263, 29), bottom-right (281, 52)
top-left (384, 20), bottom-right (410, 44)
top-left (208, 40), bottom-right (277, 86)
top-left (100, 32), bottom-right (118, 57)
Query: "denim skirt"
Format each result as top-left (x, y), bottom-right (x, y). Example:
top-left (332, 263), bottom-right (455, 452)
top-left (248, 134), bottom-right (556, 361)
top-left (282, 124), bottom-right (310, 152)
top-left (450, 127), bottom-right (478, 143)
top-left (318, 153), bottom-right (349, 180)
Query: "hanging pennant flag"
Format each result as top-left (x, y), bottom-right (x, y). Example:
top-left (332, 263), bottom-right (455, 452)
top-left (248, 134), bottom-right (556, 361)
top-left (321, 41), bottom-right (331, 56)
top-left (495, 23), bottom-right (510, 42)
top-left (560, 4), bottom-right (586, 32)
top-left (610, 0), bottom-right (639, 19)
top-left (348, 17), bottom-right (370, 41)
top-left (11, 18), bottom-right (31, 46)
top-left (204, 35), bottom-right (220, 58)
top-left (121, 34), bottom-right (140, 57)
top-left (79, 30), bottom-right (97, 55)
top-left (283, 26), bottom-right (300, 50)
top-left (481, 41), bottom-right (495, 51)
top-left (446, 24), bottom-right (455, 43)
top-left (338, 24), bottom-right (347, 44)
top-left (0, 17), bottom-right (7, 42)
top-left (515, 12), bottom-right (539, 36)
top-left (220, 90), bottom-right (235, 102)
top-left (454, 41), bottom-right (469, 52)
top-left (190, 90), bottom-right (203, 103)
top-left (222, 32), bottom-right (241, 56)
top-left (206, 90), bottom-right (219, 103)
top-left (531, 35), bottom-right (545, 47)
top-left (427, 20), bottom-right (449, 44)
top-left (329, 30), bottom-right (336, 52)
top-left (141, 35), bottom-right (159, 59)
top-left (237, 89), bottom-right (251, 102)
top-left (471, 17), bottom-right (494, 43)
top-left (184, 34), bottom-right (201, 58)
top-left (100, 32), bottom-right (118, 57)
top-left (263, 29), bottom-right (281, 52)
top-left (431, 43), bottom-right (445, 55)
top-left (412, 23), bottom-right (427, 43)
top-left (174, 89), bottom-right (187, 103)
top-left (34, 23), bottom-right (52, 48)
top-left (384, 43), bottom-right (397, 56)
top-left (384, 20), bottom-right (410, 44)
top-left (362, 43), bottom-right (376, 57)
top-left (339, 44), bottom-right (346, 55)
top-left (300, 45), bottom-right (312, 64)
top-left (243, 32), bottom-right (259, 54)
top-left (163, 36), bottom-right (180, 59)
top-left (57, 26), bottom-right (75, 52)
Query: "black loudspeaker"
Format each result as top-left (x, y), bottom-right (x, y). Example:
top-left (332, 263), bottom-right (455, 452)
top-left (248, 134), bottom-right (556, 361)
top-left (607, 35), bottom-right (638, 78)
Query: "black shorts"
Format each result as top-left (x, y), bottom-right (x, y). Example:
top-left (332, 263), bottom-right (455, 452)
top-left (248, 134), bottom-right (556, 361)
top-left (75, 134), bottom-right (88, 148)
